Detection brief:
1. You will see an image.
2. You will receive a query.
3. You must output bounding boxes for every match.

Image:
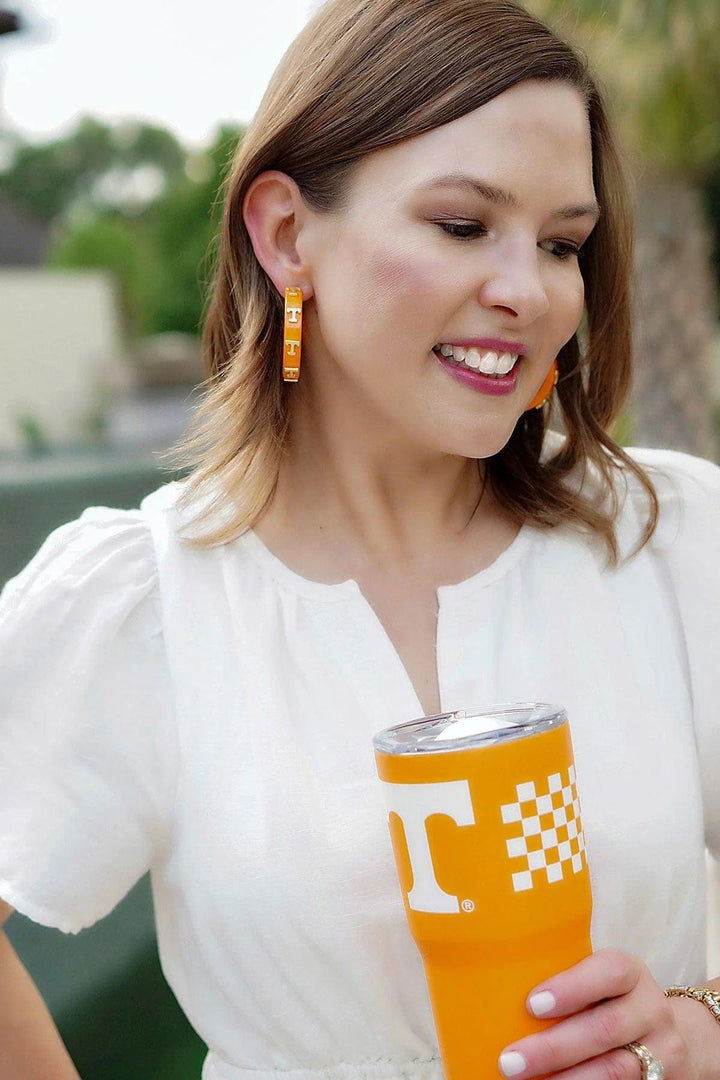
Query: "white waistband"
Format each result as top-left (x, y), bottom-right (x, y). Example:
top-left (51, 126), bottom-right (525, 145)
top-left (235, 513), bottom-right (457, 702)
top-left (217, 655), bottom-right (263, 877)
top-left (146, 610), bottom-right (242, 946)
top-left (202, 1053), bottom-right (443, 1080)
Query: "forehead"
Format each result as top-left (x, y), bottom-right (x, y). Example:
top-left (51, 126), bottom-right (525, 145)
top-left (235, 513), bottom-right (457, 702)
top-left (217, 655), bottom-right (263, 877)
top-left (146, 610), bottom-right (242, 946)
top-left (345, 81), bottom-right (595, 207)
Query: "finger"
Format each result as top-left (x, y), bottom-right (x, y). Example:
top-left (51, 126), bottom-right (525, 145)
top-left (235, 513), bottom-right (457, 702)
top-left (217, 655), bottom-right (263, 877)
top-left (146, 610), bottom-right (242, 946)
top-left (554, 1042), bottom-right (677, 1080)
top-left (500, 996), bottom-right (654, 1078)
top-left (526, 948), bottom-right (646, 1019)
top-left (530, 1046), bottom-right (655, 1080)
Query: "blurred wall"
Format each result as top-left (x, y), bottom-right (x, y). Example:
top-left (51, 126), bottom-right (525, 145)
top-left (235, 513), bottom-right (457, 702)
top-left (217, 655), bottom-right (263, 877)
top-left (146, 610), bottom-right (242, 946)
top-left (0, 268), bottom-right (121, 450)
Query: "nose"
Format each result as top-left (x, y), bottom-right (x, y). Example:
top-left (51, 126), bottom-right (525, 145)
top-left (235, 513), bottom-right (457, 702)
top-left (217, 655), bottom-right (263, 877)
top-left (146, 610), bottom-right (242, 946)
top-left (477, 240), bottom-right (551, 324)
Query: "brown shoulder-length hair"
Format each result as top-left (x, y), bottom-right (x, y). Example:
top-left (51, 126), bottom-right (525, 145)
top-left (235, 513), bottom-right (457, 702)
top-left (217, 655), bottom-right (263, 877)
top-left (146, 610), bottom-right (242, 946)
top-left (175, 0), bottom-right (658, 562)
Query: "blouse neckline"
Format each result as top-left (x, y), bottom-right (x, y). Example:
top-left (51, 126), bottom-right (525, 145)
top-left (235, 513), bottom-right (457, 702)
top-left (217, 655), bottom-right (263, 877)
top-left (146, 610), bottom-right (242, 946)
top-left (235, 522), bottom-right (540, 603)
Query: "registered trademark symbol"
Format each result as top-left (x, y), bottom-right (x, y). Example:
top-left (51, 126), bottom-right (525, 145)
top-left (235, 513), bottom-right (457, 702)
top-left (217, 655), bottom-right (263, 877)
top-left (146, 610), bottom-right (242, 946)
top-left (461, 898), bottom-right (475, 913)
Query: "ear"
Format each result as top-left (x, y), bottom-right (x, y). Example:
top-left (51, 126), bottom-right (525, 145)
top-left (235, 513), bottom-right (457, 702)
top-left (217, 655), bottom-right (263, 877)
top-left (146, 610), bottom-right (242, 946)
top-left (242, 171), bottom-right (314, 300)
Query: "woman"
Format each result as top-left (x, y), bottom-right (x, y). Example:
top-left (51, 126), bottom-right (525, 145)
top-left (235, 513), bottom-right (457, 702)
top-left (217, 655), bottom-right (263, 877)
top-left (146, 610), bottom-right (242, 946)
top-left (1, 0), bottom-right (719, 1077)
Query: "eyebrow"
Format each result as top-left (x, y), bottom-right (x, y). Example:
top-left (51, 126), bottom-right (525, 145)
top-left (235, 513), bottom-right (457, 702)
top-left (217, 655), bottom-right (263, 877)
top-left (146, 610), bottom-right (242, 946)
top-left (418, 173), bottom-right (602, 221)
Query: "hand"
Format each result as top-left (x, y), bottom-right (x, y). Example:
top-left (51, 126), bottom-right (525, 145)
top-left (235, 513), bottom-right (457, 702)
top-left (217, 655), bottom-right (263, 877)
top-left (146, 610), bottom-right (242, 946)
top-left (497, 948), bottom-right (711, 1079)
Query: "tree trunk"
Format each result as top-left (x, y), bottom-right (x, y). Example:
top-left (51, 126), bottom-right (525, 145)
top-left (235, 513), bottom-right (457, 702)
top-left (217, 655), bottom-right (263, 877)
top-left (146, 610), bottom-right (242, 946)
top-left (631, 174), bottom-right (719, 460)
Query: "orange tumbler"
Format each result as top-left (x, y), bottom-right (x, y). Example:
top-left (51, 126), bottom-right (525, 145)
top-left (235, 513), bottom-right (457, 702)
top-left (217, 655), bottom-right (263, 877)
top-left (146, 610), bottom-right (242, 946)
top-left (373, 703), bottom-right (593, 1080)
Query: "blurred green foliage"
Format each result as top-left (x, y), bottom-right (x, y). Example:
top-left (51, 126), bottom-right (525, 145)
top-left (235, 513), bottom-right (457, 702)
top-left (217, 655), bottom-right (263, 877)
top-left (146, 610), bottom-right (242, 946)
top-left (0, 117), bottom-right (187, 222)
top-left (0, 117), bottom-right (242, 339)
top-left (47, 213), bottom-right (152, 336)
top-left (526, 0), bottom-right (720, 311)
top-left (611, 412), bottom-right (634, 447)
top-left (528, 0), bottom-right (720, 178)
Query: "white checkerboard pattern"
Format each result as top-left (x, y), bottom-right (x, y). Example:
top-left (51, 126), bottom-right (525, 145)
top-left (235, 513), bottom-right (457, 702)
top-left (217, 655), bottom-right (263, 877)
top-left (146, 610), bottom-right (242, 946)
top-left (500, 766), bottom-right (586, 893)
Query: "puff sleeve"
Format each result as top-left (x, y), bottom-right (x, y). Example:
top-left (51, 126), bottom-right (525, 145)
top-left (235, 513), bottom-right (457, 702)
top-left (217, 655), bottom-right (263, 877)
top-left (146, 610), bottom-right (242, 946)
top-left (0, 505), bottom-right (177, 933)
top-left (630, 448), bottom-right (720, 857)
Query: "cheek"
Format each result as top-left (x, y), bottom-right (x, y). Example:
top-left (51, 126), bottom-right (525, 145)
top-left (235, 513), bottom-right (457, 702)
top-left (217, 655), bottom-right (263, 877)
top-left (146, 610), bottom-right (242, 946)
top-left (372, 249), bottom-right (435, 297)
top-left (573, 286), bottom-right (586, 332)
top-left (346, 224), bottom-right (452, 318)
top-left (554, 273), bottom-right (585, 337)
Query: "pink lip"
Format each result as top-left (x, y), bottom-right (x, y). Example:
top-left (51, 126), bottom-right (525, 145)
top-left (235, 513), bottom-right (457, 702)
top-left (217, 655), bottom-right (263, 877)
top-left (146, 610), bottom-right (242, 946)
top-left (436, 353), bottom-right (520, 396)
top-left (441, 338), bottom-right (527, 354)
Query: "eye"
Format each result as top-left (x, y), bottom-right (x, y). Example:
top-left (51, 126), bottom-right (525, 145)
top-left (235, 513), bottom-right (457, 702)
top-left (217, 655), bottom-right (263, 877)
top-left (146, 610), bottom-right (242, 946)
top-left (541, 238), bottom-right (583, 260)
top-left (436, 220), bottom-right (488, 241)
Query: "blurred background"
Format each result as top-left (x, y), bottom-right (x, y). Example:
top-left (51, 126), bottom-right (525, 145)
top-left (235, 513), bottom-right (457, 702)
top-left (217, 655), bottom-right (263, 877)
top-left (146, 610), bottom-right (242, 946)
top-left (0, 0), bottom-right (719, 1077)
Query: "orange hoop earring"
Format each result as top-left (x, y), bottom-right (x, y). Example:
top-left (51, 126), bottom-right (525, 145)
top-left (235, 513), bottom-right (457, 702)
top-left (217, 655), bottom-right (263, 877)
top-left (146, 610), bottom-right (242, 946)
top-left (525, 359), bottom-right (558, 411)
top-left (282, 287), bottom-right (303, 382)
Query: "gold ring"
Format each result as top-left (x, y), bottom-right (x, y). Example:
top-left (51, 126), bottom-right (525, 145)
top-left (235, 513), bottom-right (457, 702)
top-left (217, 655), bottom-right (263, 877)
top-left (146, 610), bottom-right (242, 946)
top-left (624, 1042), bottom-right (665, 1080)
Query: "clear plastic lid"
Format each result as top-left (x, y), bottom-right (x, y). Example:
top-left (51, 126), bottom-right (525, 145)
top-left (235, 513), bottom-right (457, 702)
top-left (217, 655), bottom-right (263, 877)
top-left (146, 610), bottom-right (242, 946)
top-left (373, 702), bottom-right (566, 754)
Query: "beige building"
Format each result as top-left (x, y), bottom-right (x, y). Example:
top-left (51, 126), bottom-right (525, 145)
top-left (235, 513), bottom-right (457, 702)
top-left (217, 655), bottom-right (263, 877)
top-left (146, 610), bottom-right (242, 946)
top-left (0, 268), bottom-right (122, 451)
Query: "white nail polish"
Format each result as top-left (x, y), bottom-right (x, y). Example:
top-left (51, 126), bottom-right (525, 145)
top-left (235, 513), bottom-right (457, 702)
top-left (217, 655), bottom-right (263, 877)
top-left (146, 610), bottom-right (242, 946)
top-left (528, 989), bottom-right (556, 1016)
top-left (499, 1050), bottom-right (527, 1077)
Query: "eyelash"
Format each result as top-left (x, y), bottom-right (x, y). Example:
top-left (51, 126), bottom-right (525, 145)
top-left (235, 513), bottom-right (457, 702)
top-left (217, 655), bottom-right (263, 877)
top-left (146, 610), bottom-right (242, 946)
top-left (436, 220), bottom-right (584, 260)
top-left (438, 221), bottom-right (488, 240)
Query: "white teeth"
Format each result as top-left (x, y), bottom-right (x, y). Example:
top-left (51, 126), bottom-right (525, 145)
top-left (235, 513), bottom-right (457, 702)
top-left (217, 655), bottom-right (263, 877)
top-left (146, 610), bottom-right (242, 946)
top-left (478, 349), bottom-right (498, 374)
top-left (435, 344), bottom-right (520, 375)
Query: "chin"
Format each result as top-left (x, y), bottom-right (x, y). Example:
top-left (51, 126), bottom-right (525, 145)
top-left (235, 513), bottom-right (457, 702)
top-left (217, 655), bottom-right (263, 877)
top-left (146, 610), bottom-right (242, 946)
top-left (447, 422), bottom-right (519, 463)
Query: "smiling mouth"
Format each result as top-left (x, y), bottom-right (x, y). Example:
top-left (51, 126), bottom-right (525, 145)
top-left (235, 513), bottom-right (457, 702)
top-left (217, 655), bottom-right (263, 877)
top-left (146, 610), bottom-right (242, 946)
top-left (432, 343), bottom-right (521, 376)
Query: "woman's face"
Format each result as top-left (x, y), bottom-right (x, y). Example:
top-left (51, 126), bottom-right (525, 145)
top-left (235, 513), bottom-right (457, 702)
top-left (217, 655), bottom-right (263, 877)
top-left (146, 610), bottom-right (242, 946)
top-left (299, 79), bottom-right (599, 460)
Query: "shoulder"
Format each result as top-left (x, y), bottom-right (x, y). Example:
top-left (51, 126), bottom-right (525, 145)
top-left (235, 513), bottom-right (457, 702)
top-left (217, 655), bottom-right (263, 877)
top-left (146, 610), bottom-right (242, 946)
top-left (0, 487), bottom-right (181, 932)
top-left (0, 482), bottom-right (183, 629)
top-left (542, 432), bottom-right (720, 558)
top-left (621, 447), bottom-right (720, 553)
top-left (624, 445), bottom-right (720, 499)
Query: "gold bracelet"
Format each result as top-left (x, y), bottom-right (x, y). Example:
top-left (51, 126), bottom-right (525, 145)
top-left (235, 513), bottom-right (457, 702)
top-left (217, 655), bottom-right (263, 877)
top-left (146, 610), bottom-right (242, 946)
top-left (665, 985), bottom-right (720, 1026)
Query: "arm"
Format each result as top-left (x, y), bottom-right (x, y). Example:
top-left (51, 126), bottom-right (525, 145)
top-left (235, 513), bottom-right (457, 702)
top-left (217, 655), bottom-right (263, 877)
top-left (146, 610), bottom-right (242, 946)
top-left (0, 900), bottom-right (81, 1080)
top-left (669, 979), bottom-right (720, 1078)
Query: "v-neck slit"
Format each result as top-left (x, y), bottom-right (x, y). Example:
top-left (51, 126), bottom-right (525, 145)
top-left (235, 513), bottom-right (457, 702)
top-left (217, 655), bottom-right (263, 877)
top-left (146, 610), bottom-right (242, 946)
top-left (232, 523), bottom-right (540, 719)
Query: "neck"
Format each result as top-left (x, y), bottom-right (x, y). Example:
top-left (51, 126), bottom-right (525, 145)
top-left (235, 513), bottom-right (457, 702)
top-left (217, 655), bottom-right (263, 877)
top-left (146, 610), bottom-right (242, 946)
top-left (267, 377), bottom-right (494, 567)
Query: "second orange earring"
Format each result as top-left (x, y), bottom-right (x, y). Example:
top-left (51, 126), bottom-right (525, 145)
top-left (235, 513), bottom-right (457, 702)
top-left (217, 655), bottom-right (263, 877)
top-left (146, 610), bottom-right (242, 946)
top-left (282, 287), bottom-right (303, 382)
top-left (525, 359), bottom-right (558, 411)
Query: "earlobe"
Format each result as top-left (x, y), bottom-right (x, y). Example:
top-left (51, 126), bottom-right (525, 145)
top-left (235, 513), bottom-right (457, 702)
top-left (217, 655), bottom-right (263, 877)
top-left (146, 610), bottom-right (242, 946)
top-left (242, 171), bottom-right (314, 300)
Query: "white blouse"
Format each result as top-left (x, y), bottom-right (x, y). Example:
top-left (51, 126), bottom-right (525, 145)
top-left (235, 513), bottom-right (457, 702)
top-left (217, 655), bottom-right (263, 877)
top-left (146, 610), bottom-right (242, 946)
top-left (1, 447), bottom-right (719, 1080)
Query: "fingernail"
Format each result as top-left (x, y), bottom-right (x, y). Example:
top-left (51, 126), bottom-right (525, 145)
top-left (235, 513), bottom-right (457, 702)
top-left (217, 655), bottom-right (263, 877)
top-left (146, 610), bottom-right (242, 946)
top-left (528, 989), bottom-right (556, 1016)
top-left (499, 1051), bottom-right (527, 1077)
